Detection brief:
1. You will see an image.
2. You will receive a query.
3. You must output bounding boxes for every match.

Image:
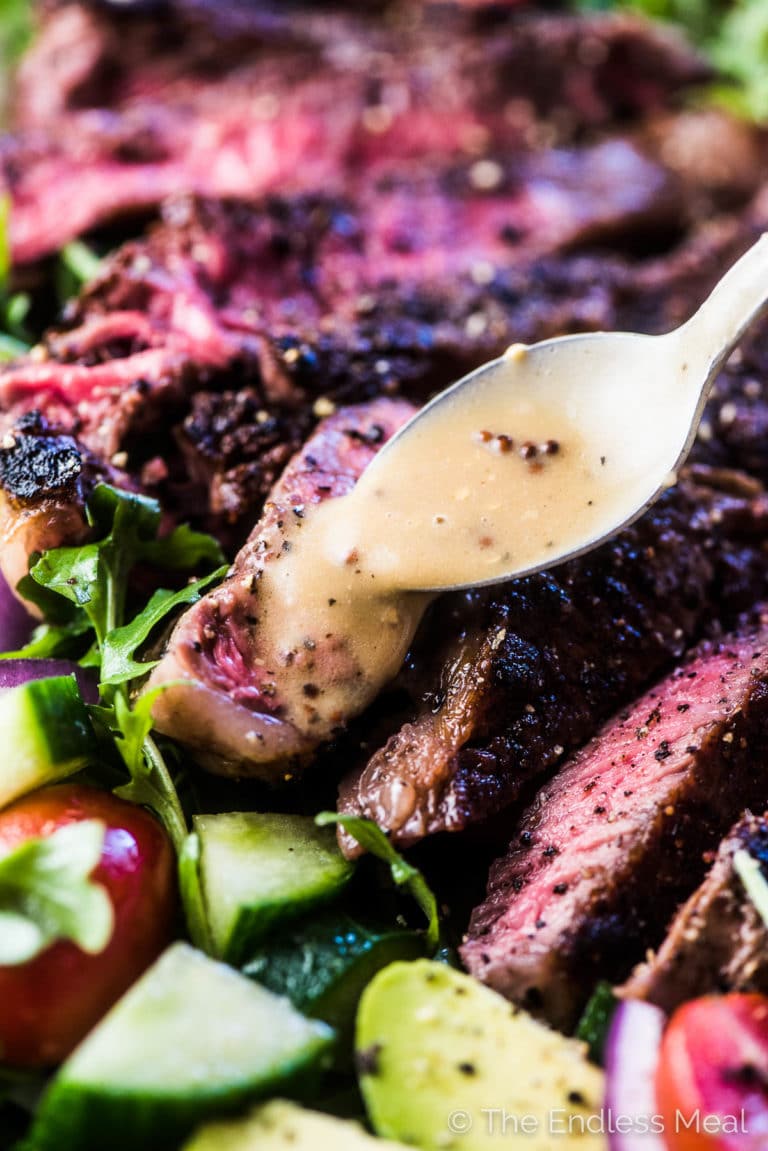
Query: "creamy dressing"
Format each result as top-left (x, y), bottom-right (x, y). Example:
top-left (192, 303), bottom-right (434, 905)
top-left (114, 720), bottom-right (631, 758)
top-left (317, 342), bottom-right (656, 592)
top-left (150, 236), bottom-right (768, 761)
top-left (253, 334), bottom-right (696, 720)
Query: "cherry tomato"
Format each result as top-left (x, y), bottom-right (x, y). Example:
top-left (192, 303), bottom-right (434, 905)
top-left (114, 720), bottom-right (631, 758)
top-left (0, 784), bottom-right (176, 1067)
top-left (656, 994), bottom-right (768, 1150)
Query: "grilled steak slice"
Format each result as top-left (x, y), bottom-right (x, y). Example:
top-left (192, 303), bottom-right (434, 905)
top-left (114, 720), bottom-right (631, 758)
top-left (0, 411), bottom-right (115, 596)
top-left (621, 811), bottom-right (768, 1012)
top-left (338, 474), bottom-right (768, 848)
top-left (0, 167), bottom-right (687, 571)
top-left (461, 623), bottom-right (768, 1030)
top-left (6, 1), bottom-right (709, 263)
top-left (148, 397), bottom-right (421, 774)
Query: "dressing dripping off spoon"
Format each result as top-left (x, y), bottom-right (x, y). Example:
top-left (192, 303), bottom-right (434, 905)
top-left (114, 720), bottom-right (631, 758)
top-left (312, 232), bottom-right (768, 593)
top-left (147, 235), bottom-right (768, 774)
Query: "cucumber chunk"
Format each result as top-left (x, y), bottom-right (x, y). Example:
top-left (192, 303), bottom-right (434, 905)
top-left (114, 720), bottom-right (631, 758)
top-left (356, 960), bottom-right (606, 1150)
top-left (184, 1100), bottom-right (411, 1150)
top-left (192, 812), bottom-right (355, 962)
top-left (0, 676), bottom-right (95, 809)
top-left (22, 943), bottom-right (335, 1151)
top-left (243, 913), bottom-right (424, 1050)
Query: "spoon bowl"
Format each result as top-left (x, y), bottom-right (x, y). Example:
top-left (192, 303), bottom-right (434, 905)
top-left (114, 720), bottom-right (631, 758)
top-left (326, 233), bottom-right (768, 593)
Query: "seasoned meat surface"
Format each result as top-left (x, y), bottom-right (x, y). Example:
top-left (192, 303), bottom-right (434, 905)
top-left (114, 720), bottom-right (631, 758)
top-left (621, 811), bottom-right (768, 1012)
top-left (461, 623), bottom-right (768, 1030)
top-left (338, 474), bottom-right (768, 847)
top-left (149, 398), bottom-right (421, 774)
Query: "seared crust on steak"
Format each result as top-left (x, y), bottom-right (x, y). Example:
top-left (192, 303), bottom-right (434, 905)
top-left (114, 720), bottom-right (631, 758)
top-left (338, 474), bottom-right (768, 848)
top-left (461, 623), bottom-right (768, 1029)
top-left (0, 411), bottom-right (111, 598)
top-left (621, 812), bottom-right (768, 1011)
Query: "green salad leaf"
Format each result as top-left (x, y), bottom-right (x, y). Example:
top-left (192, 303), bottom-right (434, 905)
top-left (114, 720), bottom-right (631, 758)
top-left (0, 820), bottom-right (113, 965)
top-left (56, 240), bottom-right (103, 304)
top-left (100, 569), bottom-right (225, 687)
top-left (12, 485), bottom-right (226, 853)
top-left (316, 813), bottom-right (441, 952)
top-left (574, 980), bottom-right (618, 1065)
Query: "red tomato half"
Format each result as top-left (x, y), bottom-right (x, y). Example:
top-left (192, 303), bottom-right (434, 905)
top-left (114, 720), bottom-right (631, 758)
top-left (0, 784), bottom-right (176, 1067)
top-left (656, 994), bottom-right (768, 1151)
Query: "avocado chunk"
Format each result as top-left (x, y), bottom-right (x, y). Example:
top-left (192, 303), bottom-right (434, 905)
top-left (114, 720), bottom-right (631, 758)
top-left (184, 1100), bottom-right (411, 1150)
top-left (189, 812), bottom-right (355, 962)
top-left (356, 960), bottom-right (606, 1150)
top-left (243, 913), bottom-right (424, 1054)
top-left (23, 943), bottom-right (335, 1151)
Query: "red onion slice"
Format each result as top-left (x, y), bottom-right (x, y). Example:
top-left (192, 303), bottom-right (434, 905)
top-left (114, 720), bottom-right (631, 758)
top-left (0, 571), bottom-right (34, 654)
top-left (0, 659), bottom-right (98, 703)
top-left (605, 998), bottom-right (667, 1150)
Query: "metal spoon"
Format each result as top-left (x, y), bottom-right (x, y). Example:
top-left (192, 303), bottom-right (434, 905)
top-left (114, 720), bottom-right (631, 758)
top-left (326, 233), bottom-right (768, 593)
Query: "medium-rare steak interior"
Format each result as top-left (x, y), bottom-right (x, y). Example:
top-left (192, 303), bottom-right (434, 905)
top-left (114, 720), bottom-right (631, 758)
top-left (5, 1), bottom-right (712, 263)
top-left (462, 623), bottom-right (768, 1029)
top-left (148, 397), bottom-right (423, 774)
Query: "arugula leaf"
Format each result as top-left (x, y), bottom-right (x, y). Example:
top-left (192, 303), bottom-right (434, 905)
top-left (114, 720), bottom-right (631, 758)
top-left (316, 812), bottom-right (441, 951)
top-left (100, 567), bottom-right (226, 687)
top-left (0, 616), bottom-right (94, 661)
top-left (139, 524), bottom-right (227, 571)
top-left (110, 689), bottom-right (189, 852)
top-left (16, 484), bottom-right (225, 853)
top-left (0, 820), bottom-right (114, 965)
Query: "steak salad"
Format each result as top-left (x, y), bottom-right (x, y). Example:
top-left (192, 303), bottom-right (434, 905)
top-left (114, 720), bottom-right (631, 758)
top-left (4, 2), bottom-right (768, 1150)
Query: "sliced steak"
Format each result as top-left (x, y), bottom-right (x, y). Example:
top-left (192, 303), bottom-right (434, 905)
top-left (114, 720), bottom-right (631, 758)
top-left (0, 411), bottom-right (116, 595)
top-left (338, 473), bottom-right (768, 848)
top-left (461, 623), bottom-right (768, 1030)
top-left (148, 397), bottom-right (421, 774)
top-left (0, 176), bottom-right (681, 572)
top-left (621, 811), bottom-right (768, 1012)
top-left (7, 2), bottom-right (710, 263)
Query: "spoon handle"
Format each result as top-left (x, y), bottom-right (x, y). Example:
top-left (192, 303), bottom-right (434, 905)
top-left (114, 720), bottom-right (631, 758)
top-left (676, 232), bottom-right (768, 379)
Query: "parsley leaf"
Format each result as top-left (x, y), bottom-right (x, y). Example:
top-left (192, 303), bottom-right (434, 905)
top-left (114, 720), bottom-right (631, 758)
top-left (0, 820), bottom-right (114, 965)
top-left (316, 812), bottom-right (441, 951)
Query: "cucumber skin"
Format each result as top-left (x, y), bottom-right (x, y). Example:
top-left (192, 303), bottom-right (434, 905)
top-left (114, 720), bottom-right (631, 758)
top-left (25, 677), bottom-right (94, 765)
top-left (20, 1049), bottom-right (330, 1151)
